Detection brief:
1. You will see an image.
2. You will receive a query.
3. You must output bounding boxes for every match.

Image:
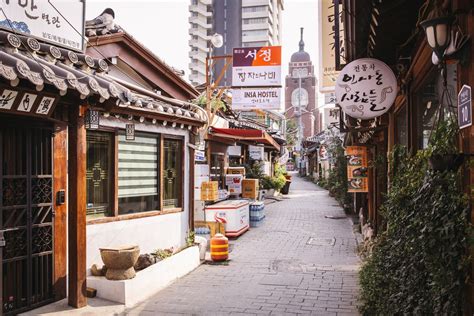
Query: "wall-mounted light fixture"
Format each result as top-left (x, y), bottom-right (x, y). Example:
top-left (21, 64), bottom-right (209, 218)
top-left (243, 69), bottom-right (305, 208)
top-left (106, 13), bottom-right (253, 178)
top-left (420, 6), bottom-right (454, 62)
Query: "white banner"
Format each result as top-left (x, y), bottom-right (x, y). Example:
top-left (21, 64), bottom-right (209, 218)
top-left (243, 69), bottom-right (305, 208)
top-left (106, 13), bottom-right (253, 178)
top-left (0, 0), bottom-right (85, 52)
top-left (231, 88), bottom-right (281, 110)
top-left (249, 145), bottom-right (264, 160)
top-left (232, 66), bottom-right (281, 87)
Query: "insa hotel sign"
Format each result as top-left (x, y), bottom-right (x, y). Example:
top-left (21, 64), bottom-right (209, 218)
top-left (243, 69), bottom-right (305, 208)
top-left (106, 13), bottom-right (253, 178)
top-left (0, 0), bottom-right (85, 52)
top-left (232, 88), bottom-right (281, 110)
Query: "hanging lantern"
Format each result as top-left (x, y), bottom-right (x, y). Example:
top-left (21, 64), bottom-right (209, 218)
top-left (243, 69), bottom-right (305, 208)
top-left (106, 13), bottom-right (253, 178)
top-left (420, 6), bottom-right (454, 61)
top-left (84, 109), bottom-right (99, 130)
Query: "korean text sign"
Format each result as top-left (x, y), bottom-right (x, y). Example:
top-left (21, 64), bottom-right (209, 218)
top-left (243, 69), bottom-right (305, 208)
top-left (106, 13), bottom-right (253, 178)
top-left (232, 46), bottom-right (281, 87)
top-left (231, 88), bottom-right (280, 110)
top-left (346, 146), bottom-right (368, 193)
top-left (0, 0), bottom-right (85, 52)
top-left (336, 58), bottom-right (397, 120)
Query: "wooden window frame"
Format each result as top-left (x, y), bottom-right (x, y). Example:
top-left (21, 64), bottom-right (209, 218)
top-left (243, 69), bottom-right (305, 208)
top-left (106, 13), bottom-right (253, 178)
top-left (87, 130), bottom-right (186, 225)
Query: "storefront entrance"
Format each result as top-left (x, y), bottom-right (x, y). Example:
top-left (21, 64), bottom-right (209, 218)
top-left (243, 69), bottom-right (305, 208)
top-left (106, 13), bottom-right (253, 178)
top-left (0, 123), bottom-right (54, 315)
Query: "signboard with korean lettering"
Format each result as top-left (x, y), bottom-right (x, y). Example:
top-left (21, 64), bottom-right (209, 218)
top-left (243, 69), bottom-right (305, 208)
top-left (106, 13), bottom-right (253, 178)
top-left (323, 107), bottom-right (339, 129)
top-left (0, 0), bottom-right (85, 52)
top-left (458, 85), bottom-right (472, 129)
top-left (125, 123), bottom-right (135, 140)
top-left (249, 145), bottom-right (264, 160)
top-left (346, 146), bottom-right (368, 193)
top-left (232, 46), bottom-right (281, 87)
top-left (319, 0), bottom-right (344, 92)
top-left (231, 88), bottom-right (280, 110)
top-left (0, 88), bottom-right (58, 116)
top-left (336, 58), bottom-right (397, 120)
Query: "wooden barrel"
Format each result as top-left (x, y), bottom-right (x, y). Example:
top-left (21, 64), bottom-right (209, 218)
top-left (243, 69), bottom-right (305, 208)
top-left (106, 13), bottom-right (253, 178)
top-left (210, 233), bottom-right (229, 261)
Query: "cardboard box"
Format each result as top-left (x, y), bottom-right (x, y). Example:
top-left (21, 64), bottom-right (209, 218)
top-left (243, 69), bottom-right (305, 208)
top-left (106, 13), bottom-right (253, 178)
top-left (200, 181), bottom-right (219, 201)
top-left (226, 167), bottom-right (245, 175)
top-left (228, 183), bottom-right (242, 195)
top-left (242, 179), bottom-right (259, 199)
top-left (225, 174), bottom-right (243, 186)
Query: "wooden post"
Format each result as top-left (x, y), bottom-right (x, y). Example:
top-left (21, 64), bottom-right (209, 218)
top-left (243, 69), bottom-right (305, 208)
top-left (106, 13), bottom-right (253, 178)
top-left (68, 105), bottom-right (87, 308)
top-left (53, 123), bottom-right (68, 300)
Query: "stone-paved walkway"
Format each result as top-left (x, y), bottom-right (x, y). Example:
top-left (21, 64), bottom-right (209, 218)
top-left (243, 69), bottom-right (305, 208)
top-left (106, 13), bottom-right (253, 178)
top-left (125, 175), bottom-right (360, 316)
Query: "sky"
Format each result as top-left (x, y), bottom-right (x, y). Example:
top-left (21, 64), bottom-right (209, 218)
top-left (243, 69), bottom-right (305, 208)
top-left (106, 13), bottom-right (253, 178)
top-left (86, 0), bottom-right (319, 85)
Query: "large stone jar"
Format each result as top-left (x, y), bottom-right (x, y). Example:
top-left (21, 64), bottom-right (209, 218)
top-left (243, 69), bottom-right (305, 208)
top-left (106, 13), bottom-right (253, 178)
top-left (99, 245), bottom-right (140, 280)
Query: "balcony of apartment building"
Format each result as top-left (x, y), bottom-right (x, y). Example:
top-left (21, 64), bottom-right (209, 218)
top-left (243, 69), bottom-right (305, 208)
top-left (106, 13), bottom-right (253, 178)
top-left (242, 5), bottom-right (270, 19)
top-left (188, 37), bottom-right (210, 52)
top-left (242, 29), bottom-right (270, 44)
top-left (189, 3), bottom-right (212, 17)
top-left (242, 17), bottom-right (271, 32)
top-left (189, 71), bottom-right (206, 85)
top-left (188, 15), bottom-right (212, 29)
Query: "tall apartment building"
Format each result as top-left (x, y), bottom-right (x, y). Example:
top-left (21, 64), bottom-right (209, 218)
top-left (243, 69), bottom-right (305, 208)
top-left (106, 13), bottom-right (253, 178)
top-left (188, 0), bottom-right (284, 87)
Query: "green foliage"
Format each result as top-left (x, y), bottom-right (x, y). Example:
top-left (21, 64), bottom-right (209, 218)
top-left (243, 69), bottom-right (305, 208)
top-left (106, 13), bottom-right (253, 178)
top-left (286, 118), bottom-right (298, 146)
top-left (152, 248), bottom-right (173, 260)
top-left (428, 118), bottom-right (459, 155)
top-left (186, 231), bottom-right (195, 247)
top-left (358, 144), bottom-right (469, 315)
top-left (261, 175), bottom-right (286, 191)
top-left (245, 161), bottom-right (265, 180)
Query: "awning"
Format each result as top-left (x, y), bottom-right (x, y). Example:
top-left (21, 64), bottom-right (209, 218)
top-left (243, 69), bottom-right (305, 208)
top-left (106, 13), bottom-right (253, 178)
top-left (210, 127), bottom-right (281, 151)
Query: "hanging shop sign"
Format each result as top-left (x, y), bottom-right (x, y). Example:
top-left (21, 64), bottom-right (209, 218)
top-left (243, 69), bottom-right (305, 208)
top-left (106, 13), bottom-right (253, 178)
top-left (195, 150), bottom-right (206, 162)
top-left (227, 145), bottom-right (242, 157)
top-left (323, 107), bottom-right (339, 129)
top-left (232, 46), bottom-right (281, 87)
top-left (458, 84), bottom-right (472, 129)
top-left (346, 146), bottom-right (368, 193)
top-left (335, 58), bottom-right (397, 120)
top-left (0, 88), bottom-right (58, 116)
top-left (319, 0), bottom-right (344, 92)
top-left (231, 88), bottom-right (281, 110)
top-left (125, 123), bottom-right (135, 140)
top-left (248, 145), bottom-right (264, 160)
top-left (324, 92), bottom-right (336, 104)
top-left (0, 0), bottom-right (85, 52)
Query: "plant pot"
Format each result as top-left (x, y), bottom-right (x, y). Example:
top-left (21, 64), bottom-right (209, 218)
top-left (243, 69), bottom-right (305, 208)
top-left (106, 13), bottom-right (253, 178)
top-left (100, 245), bottom-right (140, 280)
top-left (428, 154), bottom-right (464, 172)
top-left (284, 175), bottom-right (292, 181)
top-left (263, 189), bottom-right (275, 198)
top-left (281, 181), bottom-right (291, 195)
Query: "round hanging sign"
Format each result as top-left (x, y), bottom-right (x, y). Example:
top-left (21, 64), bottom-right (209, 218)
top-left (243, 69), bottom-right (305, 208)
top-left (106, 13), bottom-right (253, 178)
top-left (335, 58), bottom-right (397, 120)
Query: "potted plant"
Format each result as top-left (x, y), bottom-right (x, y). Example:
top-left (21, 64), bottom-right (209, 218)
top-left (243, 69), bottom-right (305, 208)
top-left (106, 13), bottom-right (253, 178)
top-left (428, 119), bottom-right (464, 172)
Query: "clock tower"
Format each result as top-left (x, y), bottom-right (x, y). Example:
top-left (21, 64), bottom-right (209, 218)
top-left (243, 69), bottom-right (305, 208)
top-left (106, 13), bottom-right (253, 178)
top-left (285, 28), bottom-right (318, 141)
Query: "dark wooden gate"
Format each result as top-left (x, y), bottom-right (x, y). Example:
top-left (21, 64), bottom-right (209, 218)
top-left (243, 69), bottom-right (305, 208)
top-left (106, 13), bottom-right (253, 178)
top-left (0, 125), bottom-right (54, 315)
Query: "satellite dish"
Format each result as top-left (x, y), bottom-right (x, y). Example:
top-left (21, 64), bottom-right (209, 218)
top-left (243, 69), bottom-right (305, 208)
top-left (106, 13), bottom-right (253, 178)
top-left (210, 33), bottom-right (224, 48)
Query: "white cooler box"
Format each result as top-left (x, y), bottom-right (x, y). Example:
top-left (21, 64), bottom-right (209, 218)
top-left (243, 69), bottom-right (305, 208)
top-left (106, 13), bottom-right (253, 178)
top-left (205, 200), bottom-right (249, 237)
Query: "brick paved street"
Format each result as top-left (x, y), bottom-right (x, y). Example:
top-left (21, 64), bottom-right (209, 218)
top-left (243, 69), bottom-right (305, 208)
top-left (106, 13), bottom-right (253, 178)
top-left (125, 175), bottom-right (360, 316)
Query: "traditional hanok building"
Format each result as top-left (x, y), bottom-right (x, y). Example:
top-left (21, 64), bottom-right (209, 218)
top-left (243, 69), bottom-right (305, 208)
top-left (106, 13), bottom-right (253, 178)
top-left (340, 0), bottom-right (473, 310)
top-left (0, 4), bottom-right (205, 314)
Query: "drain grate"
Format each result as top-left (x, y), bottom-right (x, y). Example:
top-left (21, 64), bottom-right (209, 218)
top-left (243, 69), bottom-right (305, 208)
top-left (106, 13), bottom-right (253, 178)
top-left (306, 237), bottom-right (336, 246)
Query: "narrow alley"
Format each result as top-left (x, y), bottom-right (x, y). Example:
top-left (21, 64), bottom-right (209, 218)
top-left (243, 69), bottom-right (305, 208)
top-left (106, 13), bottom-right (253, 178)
top-left (126, 175), bottom-right (360, 316)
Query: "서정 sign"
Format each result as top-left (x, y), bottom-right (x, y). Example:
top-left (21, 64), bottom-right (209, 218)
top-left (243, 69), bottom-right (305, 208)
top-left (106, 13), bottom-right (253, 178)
top-left (458, 85), bottom-right (472, 129)
top-left (232, 46), bottom-right (281, 87)
top-left (0, 0), bottom-right (85, 52)
top-left (346, 146), bottom-right (368, 193)
top-left (336, 58), bottom-right (397, 120)
top-left (231, 88), bottom-right (280, 110)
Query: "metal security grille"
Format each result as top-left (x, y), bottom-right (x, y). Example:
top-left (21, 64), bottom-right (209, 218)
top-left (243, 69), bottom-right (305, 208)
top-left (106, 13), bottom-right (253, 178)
top-left (0, 125), bottom-right (54, 315)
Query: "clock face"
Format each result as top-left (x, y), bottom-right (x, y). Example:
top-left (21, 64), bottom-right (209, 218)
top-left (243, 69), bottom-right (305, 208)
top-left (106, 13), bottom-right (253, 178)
top-left (292, 68), bottom-right (308, 78)
top-left (291, 88), bottom-right (309, 106)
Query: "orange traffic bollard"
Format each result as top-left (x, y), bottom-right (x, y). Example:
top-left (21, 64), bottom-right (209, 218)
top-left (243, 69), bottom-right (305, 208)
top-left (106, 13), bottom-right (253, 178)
top-left (210, 233), bottom-right (229, 261)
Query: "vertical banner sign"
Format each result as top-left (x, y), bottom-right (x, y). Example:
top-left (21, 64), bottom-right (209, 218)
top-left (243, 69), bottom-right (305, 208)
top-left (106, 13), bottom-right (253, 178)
top-left (458, 85), bottom-right (472, 129)
top-left (346, 146), bottom-right (368, 193)
top-left (232, 46), bottom-right (281, 87)
top-left (0, 0), bottom-right (85, 52)
top-left (319, 0), bottom-right (345, 92)
top-left (125, 123), bottom-right (135, 140)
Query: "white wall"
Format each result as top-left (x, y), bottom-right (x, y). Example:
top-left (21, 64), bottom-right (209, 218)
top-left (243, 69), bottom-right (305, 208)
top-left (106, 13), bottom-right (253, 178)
top-left (86, 117), bottom-right (191, 269)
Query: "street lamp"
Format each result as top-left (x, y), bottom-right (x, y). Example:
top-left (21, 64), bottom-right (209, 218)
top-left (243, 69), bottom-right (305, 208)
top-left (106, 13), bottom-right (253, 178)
top-left (210, 33), bottom-right (224, 49)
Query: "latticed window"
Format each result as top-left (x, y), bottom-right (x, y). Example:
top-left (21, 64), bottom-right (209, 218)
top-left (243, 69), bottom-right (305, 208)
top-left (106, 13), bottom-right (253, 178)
top-left (163, 138), bottom-right (183, 209)
top-left (86, 131), bottom-right (113, 219)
